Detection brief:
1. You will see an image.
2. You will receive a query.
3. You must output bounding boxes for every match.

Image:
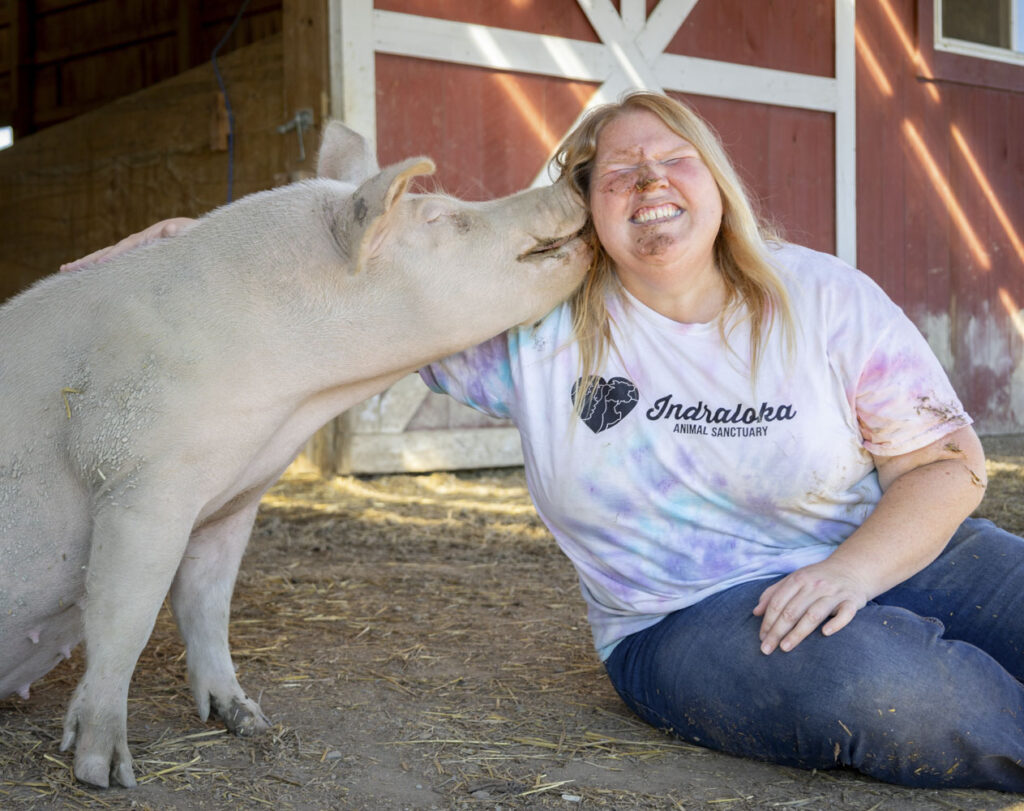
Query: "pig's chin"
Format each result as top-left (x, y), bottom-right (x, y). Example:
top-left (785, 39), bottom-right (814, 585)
top-left (537, 232), bottom-right (590, 277)
top-left (512, 236), bottom-right (590, 327)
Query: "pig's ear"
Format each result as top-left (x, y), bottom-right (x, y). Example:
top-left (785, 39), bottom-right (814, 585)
top-left (342, 156), bottom-right (436, 272)
top-left (317, 120), bottom-right (379, 183)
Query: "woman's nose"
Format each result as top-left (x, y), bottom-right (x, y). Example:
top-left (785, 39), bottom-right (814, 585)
top-left (633, 162), bottom-right (667, 192)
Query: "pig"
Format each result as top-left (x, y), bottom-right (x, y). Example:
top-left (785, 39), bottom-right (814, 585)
top-left (0, 121), bottom-right (588, 788)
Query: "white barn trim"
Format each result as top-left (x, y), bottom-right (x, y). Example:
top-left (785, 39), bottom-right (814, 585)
top-left (319, 0), bottom-right (857, 473)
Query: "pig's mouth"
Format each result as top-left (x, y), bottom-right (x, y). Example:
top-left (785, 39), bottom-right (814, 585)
top-left (518, 229), bottom-right (583, 262)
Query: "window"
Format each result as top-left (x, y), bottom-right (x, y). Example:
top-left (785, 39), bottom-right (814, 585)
top-left (936, 0), bottom-right (1024, 65)
top-left (0, 127), bottom-right (10, 151)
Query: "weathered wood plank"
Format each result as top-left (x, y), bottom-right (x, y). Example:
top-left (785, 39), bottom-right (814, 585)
top-left (282, 0), bottom-right (328, 175)
top-left (0, 35), bottom-right (285, 302)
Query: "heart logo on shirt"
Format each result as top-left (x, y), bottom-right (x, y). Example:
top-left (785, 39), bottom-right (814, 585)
top-left (571, 376), bottom-right (639, 433)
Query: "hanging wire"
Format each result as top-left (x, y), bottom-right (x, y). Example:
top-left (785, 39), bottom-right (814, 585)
top-left (211, 0), bottom-right (254, 203)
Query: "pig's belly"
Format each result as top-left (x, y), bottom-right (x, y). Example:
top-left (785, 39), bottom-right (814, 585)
top-left (0, 485), bottom-right (91, 699)
top-left (0, 602), bottom-right (84, 700)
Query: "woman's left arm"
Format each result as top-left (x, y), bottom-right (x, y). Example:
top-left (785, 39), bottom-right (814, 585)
top-left (753, 424), bottom-right (988, 655)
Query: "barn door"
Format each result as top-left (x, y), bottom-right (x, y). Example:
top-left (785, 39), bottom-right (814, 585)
top-left (313, 0), bottom-right (856, 474)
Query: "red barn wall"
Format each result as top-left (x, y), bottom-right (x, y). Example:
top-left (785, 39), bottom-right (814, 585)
top-left (373, 0), bottom-right (1021, 434)
top-left (374, 0), bottom-right (837, 254)
top-left (1, 0), bottom-right (1019, 439)
top-left (856, 0), bottom-right (1024, 433)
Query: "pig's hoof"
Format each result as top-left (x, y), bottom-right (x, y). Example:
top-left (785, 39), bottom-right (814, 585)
top-left (74, 751), bottom-right (137, 789)
top-left (214, 696), bottom-right (271, 737)
top-left (62, 699), bottom-right (137, 788)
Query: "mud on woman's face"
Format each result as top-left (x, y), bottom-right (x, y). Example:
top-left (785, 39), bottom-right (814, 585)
top-left (588, 110), bottom-right (723, 273)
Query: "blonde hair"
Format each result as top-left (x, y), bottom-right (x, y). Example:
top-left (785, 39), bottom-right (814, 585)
top-left (554, 92), bottom-right (795, 400)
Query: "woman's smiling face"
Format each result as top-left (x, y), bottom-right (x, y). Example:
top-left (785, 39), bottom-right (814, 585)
top-left (588, 108), bottom-right (724, 297)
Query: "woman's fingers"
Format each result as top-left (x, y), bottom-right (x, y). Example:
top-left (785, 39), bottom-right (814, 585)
top-left (754, 566), bottom-right (868, 654)
top-left (60, 217), bottom-right (195, 272)
top-left (772, 595), bottom-right (843, 653)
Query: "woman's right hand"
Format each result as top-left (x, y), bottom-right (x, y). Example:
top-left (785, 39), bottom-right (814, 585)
top-left (60, 217), bottom-right (196, 272)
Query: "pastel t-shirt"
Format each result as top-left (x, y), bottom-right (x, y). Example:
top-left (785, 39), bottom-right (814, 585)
top-left (420, 244), bottom-right (971, 659)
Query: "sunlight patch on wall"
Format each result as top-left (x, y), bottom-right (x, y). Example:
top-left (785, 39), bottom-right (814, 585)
top-left (855, 27), bottom-right (894, 97)
top-left (878, 0), bottom-right (941, 102)
top-left (952, 125), bottom-right (1024, 268)
top-left (902, 119), bottom-right (991, 270)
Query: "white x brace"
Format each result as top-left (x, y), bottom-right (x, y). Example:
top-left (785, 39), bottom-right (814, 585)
top-left (329, 0), bottom-right (856, 264)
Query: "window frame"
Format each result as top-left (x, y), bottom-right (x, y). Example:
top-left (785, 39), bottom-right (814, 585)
top-left (933, 0), bottom-right (1024, 66)
top-left (917, 0), bottom-right (1024, 93)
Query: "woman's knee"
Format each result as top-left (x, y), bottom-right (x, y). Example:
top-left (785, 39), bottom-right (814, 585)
top-left (607, 598), bottom-right (1024, 790)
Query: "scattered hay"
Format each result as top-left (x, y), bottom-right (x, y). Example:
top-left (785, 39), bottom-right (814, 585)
top-left (1, 438), bottom-right (1022, 809)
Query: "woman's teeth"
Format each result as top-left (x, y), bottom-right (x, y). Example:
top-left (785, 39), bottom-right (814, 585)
top-left (630, 204), bottom-right (682, 224)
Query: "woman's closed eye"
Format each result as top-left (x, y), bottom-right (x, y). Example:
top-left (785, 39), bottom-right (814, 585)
top-left (602, 165), bottom-right (639, 178)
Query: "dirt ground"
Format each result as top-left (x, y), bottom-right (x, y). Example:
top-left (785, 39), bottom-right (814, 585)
top-left (3, 435), bottom-right (1024, 811)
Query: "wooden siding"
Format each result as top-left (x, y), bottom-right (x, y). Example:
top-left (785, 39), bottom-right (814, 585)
top-left (0, 34), bottom-right (287, 302)
top-left (362, 0), bottom-right (1021, 446)
top-left (345, 0), bottom-right (842, 471)
top-left (375, 56), bottom-right (596, 201)
top-left (856, 0), bottom-right (1024, 433)
top-left (666, 0), bottom-right (834, 78)
top-left (0, 0), bottom-right (282, 135)
top-left (374, 0), bottom-right (837, 246)
top-left (0, 0), bottom-right (1019, 474)
top-left (376, 0), bottom-right (599, 41)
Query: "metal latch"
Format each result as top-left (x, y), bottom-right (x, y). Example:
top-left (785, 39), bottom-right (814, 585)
top-left (277, 109), bottom-right (315, 161)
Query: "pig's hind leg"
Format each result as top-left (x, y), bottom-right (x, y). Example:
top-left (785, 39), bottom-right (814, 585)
top-left (60, 505), bottom-right (194, 788)
top-left (170, 499), bottom-right (271, 736)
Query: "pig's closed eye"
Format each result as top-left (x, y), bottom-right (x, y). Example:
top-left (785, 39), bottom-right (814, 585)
top-left (420, 199), bottom-right (455, 224)
top-left (422, 205), bottom-right (472, 234)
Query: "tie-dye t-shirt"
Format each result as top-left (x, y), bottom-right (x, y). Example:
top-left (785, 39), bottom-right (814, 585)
top-left (420, 243), bottom-right (970, 659)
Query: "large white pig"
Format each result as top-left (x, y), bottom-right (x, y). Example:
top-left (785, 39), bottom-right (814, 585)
top-left (0, 121), bottom-right (588, 788)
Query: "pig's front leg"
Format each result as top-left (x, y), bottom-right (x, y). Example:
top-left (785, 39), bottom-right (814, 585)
top-left (60, 505), bottom-right (193, 788)
top-left (170, 499), bottom-right (270, 736)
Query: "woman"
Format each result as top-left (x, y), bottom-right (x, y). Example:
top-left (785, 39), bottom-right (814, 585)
top-left (420, 92), bottom-right (1024, 791)
top-left (66, 92), bottom-right (1024, 791)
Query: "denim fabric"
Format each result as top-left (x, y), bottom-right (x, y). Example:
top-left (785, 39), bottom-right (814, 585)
top-left (604, 518), bottom-right (1024, 791)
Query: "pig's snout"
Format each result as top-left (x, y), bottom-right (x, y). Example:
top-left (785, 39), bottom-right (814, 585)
top-left (511, 177), bottom-right (589, 263)
top-left (548, 176), bottom-right (588, 234)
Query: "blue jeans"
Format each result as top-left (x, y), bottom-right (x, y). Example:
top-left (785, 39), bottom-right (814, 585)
top-left (605, 518), bottom-right (1024, 791)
